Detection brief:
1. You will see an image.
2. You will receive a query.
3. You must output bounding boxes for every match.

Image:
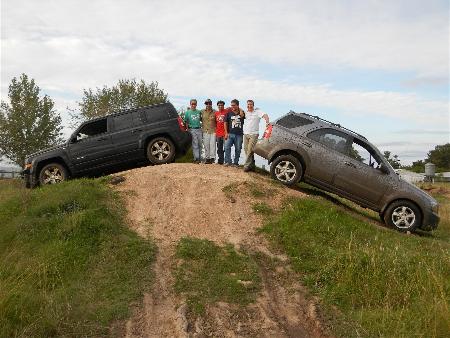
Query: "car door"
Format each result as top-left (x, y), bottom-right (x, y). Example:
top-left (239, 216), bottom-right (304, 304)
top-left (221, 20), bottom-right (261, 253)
top-left (110, 110), bottom-right (144, 162)
top-left (305, 128), bottom-right (351, 187)
top-left (68, 118), bottom-right (114, 173)
top-left (333, 138), bottom-right (392, 207)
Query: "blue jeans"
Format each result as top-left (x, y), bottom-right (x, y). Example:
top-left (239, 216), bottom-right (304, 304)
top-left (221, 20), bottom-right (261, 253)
top-left (189, 128), bottom-right (203, 161)
top-left (224, 133), bottom-right (243, 165)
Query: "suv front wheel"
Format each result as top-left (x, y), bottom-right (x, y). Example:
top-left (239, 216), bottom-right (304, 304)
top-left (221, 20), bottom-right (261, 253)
top-left (39, 163), bottom-right (68, 186)
top-left (270, 154), bottom-right (303, 186)
top-left (384, 200), bottom-right (422, 232)
top-left (147, 137), bottom-right (176, 164)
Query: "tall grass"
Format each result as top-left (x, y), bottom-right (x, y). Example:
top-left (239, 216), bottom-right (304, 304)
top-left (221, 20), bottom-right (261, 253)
top-left (0, 178), bottom-right (156, 337)
top-left (261, 196), bottom-right (450, 337)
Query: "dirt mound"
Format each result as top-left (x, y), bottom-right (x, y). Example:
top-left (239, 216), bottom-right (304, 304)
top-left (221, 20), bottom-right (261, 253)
top-left (113, 163), bottom-right (331, 338)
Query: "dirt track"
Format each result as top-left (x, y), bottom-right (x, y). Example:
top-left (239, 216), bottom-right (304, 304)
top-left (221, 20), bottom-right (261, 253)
top-left (113, 163), bottom-right (332, 338)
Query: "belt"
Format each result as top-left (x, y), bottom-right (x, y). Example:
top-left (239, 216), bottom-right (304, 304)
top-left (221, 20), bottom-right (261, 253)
top-left (190, 127), bottom-right (200, 129)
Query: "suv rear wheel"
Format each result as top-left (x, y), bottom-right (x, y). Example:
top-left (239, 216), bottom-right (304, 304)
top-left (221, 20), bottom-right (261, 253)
top-left (39, 163), bottom-right (68, 185)
top-left (270, 154), bottom-right (303, 186)
top-left (384, 200), bottom-right (422, 232)
top-left (147, 137), bottom-right (176, 164)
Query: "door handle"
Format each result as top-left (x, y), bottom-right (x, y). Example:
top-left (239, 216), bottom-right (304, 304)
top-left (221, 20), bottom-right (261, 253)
top-left (97, 137), bottom-right (108, 141)
top-left (132, 129), bottom-right (142, 134)
top-left (344, 161), bottom-right (356, 168)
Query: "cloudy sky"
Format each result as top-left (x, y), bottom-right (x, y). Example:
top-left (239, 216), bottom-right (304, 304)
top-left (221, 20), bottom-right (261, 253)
top-left (1, 0), bottom-right (449, 165)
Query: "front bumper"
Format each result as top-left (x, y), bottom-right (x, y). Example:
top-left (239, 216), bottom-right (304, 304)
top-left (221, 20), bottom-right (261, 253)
top-left (253, 139), bottom-right (271, 160)
top-left (22, 169), bottom-right (37, 188)
top-left (420, 210), bottom-right (440, 231)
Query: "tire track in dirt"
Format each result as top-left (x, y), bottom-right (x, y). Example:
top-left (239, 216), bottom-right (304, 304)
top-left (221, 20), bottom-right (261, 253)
top-left (113, 163), bottom-right (332, 338)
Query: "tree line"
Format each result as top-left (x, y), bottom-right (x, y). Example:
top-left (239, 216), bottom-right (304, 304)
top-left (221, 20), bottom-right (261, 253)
top-left (1, 73), bottom-right (449, 171)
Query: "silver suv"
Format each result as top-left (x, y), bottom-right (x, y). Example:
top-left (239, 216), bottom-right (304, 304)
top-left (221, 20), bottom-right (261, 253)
top-left (254, 112), bottom-right (439, 232)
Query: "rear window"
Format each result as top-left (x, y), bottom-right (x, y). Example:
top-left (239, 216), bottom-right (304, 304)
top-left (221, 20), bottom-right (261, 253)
top-left (144, 105), bottom-right (171, 122)
top-left (276, 115), bottom-right (313, 128)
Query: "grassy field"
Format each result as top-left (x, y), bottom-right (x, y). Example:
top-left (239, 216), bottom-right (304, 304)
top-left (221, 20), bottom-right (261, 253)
top-left (0, 178), bottom-right (156, 337)
top-left (261, 182), bottom-right (450, 337)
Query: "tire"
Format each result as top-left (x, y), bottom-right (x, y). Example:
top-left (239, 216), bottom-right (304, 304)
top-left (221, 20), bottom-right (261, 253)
top-left (270, 154), bottom-right (303, 186)
top-left (146, 137), bottom-right (176, 164)
top-left (384, 200), bottom-right (422, 232)
top-left (38, 163), bottom-right (68, 186)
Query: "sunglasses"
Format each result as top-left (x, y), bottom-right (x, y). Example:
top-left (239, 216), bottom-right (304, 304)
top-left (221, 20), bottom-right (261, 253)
top-left (205, 103), bottom-right (212, 105)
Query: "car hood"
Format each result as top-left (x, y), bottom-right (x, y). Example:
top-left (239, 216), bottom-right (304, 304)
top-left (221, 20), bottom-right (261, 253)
top-left (26, 143), bottom-right (67, 160)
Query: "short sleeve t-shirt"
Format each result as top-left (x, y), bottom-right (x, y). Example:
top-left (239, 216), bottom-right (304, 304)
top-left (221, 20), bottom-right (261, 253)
top-left (184, 109), bottom-right (202, 129)
top-left (215, 110), bottom-right (227, 137)
top-left (243, 109), bottom-right (265, 135)
top-left (225, 111), bottom-right (245, 135)
top-left (201, 109), bottom-right (216, 133)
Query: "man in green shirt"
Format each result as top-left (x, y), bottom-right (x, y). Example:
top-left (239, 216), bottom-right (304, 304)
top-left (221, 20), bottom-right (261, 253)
top-left (183, 99), bottom-right (203, 163)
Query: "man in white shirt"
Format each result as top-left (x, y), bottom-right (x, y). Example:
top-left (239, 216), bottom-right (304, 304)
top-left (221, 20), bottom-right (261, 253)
top-left (243, 100), bottom-right (269, 172)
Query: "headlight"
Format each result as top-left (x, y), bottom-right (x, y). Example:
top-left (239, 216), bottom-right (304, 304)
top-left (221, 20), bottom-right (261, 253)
top-left (24, 163), bottom-right (32, 170)
top-left (431, 203), bottom-right (439, 214)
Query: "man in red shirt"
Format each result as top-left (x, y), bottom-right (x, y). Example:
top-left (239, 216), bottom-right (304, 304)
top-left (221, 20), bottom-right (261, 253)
top-left (215, 100), bottom-right (227, 164)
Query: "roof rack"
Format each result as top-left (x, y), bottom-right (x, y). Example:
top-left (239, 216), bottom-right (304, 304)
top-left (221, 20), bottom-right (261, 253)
top-left (289, 110), bottom-right (367, 140)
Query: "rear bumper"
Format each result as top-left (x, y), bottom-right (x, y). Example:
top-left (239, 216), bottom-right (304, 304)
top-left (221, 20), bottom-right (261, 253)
top-left (253, 139), bottom-right (271, 160)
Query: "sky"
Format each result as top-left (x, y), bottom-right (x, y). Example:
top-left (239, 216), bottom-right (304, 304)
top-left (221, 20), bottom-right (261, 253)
top-left (1, 0), bottom-right (449, 166)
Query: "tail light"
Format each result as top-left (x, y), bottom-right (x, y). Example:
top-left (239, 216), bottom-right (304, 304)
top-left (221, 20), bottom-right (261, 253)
top-left (177, 116), bottom-right (186, 131)
top-left (262, 124), bottom-right (273, 139)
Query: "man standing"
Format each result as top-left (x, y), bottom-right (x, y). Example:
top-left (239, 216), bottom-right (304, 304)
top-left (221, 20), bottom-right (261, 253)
top-left (224, 99), bottom-right (245, 166)
top-left (184, 99), bottom-right (202, 163)
top-left (201, 99), bottom-right (216, 164)
top-left (243, 100), bottom-right (269, 172)
top-left (215, 100), bottom-right (227, 164)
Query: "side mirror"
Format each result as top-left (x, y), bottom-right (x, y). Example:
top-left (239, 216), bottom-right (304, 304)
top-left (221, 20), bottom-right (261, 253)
top-left (379, 163), bottom-right (390, 174)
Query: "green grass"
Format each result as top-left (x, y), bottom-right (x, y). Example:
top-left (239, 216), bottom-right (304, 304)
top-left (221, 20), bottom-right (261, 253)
top-left (174, 237), bottom-right (261, 316)
top-left (260, 195), bottom-right (450, 337)
top-left (0, 178), bottom-right (156, 337)
top-left (252, 202), bottom-right (273, 215)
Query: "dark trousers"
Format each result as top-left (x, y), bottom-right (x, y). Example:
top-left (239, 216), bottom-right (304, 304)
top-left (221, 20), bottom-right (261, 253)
top-left (216, 136), bottom-right (225, 164)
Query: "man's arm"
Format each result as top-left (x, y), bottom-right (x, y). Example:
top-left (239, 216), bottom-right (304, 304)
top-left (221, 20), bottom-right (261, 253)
top-left (262, 113), bottom-right (269, 125)
top-left (224, 121), bottom-right (228, 139)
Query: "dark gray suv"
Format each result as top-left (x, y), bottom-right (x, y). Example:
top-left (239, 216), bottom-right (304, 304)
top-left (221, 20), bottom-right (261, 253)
top-left (254, 112), bottom-right (439, 232)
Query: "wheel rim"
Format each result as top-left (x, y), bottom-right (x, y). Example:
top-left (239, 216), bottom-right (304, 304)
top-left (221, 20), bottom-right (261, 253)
top-left (151, 141), bottom-right (171, 161)
top-left (391, 206), bottom-right (416, 229)
top-left (274, 160), bottom-right (297, 182)
top-left (42, 167), bottom-right (64, 184)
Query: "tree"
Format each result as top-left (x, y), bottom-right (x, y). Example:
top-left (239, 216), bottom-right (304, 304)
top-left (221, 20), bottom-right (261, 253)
top-left (76, 79), bottom-right (168, 121)
top-left (383, 151), bottom-right (401, 169)
top-left (0, 74), bottom-right (63, 167)
top-left (426, 143), bottom-right (450, 170)
top-left (408, 160), bottom-right (425, 173)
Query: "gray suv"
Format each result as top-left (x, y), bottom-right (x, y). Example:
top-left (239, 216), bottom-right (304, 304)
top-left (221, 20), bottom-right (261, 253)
top-left (254, 112), bottom-right (439, 232)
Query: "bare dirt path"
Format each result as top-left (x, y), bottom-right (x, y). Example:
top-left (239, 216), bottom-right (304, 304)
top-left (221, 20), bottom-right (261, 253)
top-left (113, 163), bottom-right (332, 338)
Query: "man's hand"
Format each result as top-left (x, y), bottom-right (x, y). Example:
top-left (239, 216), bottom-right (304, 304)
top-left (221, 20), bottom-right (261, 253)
top-left (224, 132), bottom-right (228, 140)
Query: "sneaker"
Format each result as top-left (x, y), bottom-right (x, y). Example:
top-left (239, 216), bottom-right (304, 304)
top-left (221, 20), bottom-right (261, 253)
top-left (224, 163), bottom-right (231, 166)
top-left (243, 166), bottom-right (251, 172)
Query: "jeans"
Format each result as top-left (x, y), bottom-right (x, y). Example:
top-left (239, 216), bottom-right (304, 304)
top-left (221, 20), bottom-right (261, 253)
top-left (216, 136), bottom-right (225, 164)
top-left (189, 128), bottom-right (203, 161)
top-left (243, 134), bottom-right (258, 169)
top-left (203, 132), bottom-right (216, 160)
top-left (224, 133), bottom-right (243, 165)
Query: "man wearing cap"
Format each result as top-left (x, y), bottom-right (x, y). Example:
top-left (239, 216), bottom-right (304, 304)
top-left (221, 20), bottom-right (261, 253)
top-left (183, 99), bottom-right (203, 163)
top-left (215, 100), bottom-right (227, 164)
top-left (243, 99), bottom-right (269, 172)
top-left (224, 99), bottom-right (245, 166)
top-left (201, 99), bottom-right (216, 164)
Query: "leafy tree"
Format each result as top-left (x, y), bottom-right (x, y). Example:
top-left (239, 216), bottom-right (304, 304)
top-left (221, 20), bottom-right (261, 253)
top-left (383, 151), bottom-right (401, 169)
top-left (76, 79), bottom-right (168, 121)
top-left (426, 143), bottom-right (450, 170)
top-left (0, 74), bottom-right (63, 167)
top-left (408, 160), bottom-right (425, 173)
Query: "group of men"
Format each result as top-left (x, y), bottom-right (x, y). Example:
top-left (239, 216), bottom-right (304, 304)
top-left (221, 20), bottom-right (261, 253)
top-left (183, 98), bottom-right (270, 172)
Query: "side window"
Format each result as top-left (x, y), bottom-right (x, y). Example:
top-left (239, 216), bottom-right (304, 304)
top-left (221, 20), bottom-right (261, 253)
top-left (276, 115), bottom-right (313, 128)
top-left (308, 129), bottom-right (349, 154)
top-left (113, 112), bottom-right (134, 131)
top-left (349, 139), bottom-right (381, 168)
top-left (76, 118), bottom-right (107, 140)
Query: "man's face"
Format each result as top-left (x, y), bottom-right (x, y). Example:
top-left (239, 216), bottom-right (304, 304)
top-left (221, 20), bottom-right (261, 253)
top-left (205, 102), bottom-right (212, 110)
top-left (231, 102), bottom-right (239, 112)
top-left (190, 101), bottom-right (197, 109)
top-left (247, 101), bottom-right (254, 111)
top-left (217, 103), bottom-right (225, 111)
